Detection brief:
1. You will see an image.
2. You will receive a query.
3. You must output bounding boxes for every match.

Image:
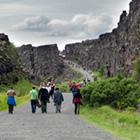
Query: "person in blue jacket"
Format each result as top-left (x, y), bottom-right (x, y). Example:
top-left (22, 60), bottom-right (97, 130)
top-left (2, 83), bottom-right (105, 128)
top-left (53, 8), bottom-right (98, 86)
top-left (7, 88), bottom-right (16, 114)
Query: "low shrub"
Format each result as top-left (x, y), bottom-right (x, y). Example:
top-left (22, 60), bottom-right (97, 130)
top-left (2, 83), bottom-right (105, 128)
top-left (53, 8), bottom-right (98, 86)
top-left (56, 82), bottom-right (69, 92)
top-left (81, 76), bottom-right (140, 110)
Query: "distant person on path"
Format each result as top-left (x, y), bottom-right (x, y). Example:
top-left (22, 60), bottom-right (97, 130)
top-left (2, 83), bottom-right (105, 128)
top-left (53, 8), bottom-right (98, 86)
top-left (73, 88), bottom-right (82, 115)
top-left (46, 83), bottom-right (51, 102)
top-left (68, 81), bottom-right (72, 91)
top-left (105, 64), bottom-right (111, 77)
top-left (50, 80), bottom-right (55, 99)
top-left (38, 83), bottom-right (49, 113)
top-left (29, 87), bottom-right (38, 114)
top-left (39, 81), bottom-right (45, 90)
top-left (54, 88), bottom-right (64, 113)
top-left (71, 82), bottom-right (77, 97)
top-left (76, 82), bottom-right (81, 89)
top-left (7, 88), bottom-right (16, 114)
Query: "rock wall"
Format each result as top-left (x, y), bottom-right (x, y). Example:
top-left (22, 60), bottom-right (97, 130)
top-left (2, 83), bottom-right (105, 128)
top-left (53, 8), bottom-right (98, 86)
top-left (64, 0), bottom-right (140, 75)
top-left (0, 33), bottom-right (21, 84)
top-left (17, 44), bottom-right (64, 80)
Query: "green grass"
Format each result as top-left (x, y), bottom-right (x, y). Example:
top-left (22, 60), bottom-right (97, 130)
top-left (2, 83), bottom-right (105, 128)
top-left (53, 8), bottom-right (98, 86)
top-left (0, 79), bottom-right (32, 112)
top-left (0, 79), bottom-right (32, 96)
top-left (81, 106), bottom-right (140, 140)
top-left (14, 79), bottom-right (32, 96)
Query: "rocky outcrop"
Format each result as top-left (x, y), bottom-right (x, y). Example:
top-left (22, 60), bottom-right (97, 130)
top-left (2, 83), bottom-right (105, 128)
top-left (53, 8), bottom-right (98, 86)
top-left (17, 44), bottom-right (64, 81)
top-left (0, 33), bottom-right (21, 84)
top-left (64, 0), bottom-right (140, 75)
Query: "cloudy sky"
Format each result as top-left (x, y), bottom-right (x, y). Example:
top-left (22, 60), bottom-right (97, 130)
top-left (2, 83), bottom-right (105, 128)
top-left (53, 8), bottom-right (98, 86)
top-left (0, 0), bottom-right (131, 50)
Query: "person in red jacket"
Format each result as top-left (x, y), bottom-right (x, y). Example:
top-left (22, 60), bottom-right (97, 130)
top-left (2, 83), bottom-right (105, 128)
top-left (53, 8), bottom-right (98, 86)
top-left (73, 89), bottom-right (82, 115)
top-left (76, 82), bottom-right (81, 89)
top-left (68, 81), bottom-right (72, 91)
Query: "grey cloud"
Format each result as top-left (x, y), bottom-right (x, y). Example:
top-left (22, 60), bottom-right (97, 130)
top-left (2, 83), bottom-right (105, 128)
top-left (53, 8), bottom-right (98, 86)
top-left (0, 0), bottom-right (130, 50)
top-left (13, 16), bottom-right (50, 31)
top-left (0, 0), bottom-right (130, 17)
top-left (0, 0), bottom-right (19, 3)
top-left (13, 14), bottom-right (113, 39)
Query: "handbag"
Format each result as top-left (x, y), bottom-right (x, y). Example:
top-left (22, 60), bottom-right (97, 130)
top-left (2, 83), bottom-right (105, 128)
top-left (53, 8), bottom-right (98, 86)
top-left (36, 100), bottom-right (41, 108)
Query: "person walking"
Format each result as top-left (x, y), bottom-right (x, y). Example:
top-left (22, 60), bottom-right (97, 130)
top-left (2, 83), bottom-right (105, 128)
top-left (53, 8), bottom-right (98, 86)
top-left (46, 83), bottom-right (51, 103)
top-left (38, 84), bottom-right (49, 113)
top-left (68, 81), bottom-right (72, 91)
top-left (73, 88), bottom-right (82, 115)
top-left (76, 82), bottom-right (81, 90)
top-left (7, 87), bottom-right (16, 114)
top-left (71, 82), bottom-right (77, 97)
top-left (50, 80), bottom-right (55, 99)
top-left (54, 88), bottom-right (64, 113)
top-left (29, 87), bottom-right (38, 114)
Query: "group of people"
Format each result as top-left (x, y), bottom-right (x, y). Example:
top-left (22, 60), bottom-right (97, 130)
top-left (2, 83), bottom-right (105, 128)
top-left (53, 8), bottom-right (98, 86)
top-left (29, 80), bottom-right (64, 114)
top-left (6, 79), bottom-right (83, 115)
top-left (6, 79), bottom-right (64, 114)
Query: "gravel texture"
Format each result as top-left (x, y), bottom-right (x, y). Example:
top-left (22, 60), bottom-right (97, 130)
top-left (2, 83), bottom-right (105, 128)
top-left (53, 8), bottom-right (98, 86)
top-left (0, 93), bottom-right (117, 140)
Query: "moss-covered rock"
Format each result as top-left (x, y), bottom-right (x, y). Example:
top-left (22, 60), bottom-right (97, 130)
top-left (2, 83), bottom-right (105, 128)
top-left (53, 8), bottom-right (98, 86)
top-left (0, 33), bottom-right (22, 85)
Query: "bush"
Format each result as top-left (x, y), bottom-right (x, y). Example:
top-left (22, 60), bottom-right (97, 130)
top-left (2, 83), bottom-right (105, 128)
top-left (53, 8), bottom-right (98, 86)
top-left (56, 82), bottom-right (69, 92)
top-left (81, 76), bottom-right (140, 110)
top-left (132, 58), bottom-right (140, 81)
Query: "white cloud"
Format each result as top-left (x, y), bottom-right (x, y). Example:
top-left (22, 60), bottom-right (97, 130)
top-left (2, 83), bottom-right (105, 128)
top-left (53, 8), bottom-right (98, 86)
top-left (13, 14), bottom-right (113, 39)
top-left (0, 0), bottom-right (130, 50)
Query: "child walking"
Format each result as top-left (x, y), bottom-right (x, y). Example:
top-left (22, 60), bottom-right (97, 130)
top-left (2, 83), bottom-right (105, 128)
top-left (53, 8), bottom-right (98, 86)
top-left (7, 88), bottom-right (16, 114)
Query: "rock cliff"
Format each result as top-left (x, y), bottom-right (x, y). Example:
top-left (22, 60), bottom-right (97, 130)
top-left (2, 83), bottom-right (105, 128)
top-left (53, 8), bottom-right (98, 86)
top-left (0, 33), bottom-right (21, 84)
top-left (17, 44), bottom-right (64, 81)
top-left (64, 0), bottom-right (140, 75)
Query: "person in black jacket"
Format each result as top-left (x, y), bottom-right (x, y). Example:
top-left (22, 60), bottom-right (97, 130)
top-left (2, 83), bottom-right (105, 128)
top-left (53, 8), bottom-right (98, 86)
top-left (38, 86), bottom-right (49, 113)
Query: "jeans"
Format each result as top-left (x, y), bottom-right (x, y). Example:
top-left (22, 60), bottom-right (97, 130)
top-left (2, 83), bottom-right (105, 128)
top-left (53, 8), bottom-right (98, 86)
top-left (31, 100), bottom-right (37, 113)
top-left (8, 104), bottom-right (14, 114)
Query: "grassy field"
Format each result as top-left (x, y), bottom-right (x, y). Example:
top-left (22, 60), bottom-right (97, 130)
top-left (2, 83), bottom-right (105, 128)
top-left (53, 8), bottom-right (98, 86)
top-left (81, 106), bottom-right (140, 140)
top-left (0, 79), bottom-right (32, 112)
top-left (14, 79), bottom-right (32, 96)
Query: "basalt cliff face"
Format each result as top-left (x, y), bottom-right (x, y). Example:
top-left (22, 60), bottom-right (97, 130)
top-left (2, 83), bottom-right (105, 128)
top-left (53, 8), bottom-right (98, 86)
top-left (17, 44), bottom-right (64, 80)
top-left (0, 33), bottom-right (21, 84)
top-left (64, 0), bottom-right (140, 75)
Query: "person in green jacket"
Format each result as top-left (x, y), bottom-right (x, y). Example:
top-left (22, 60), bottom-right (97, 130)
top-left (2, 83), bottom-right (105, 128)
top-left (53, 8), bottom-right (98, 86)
top-left (29, 87), bottom-right (38, 113)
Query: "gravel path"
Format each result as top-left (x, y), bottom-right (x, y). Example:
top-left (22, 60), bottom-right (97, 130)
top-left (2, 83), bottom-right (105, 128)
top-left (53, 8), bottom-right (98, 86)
top-left (0, 93), bottom-right (117, 140)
